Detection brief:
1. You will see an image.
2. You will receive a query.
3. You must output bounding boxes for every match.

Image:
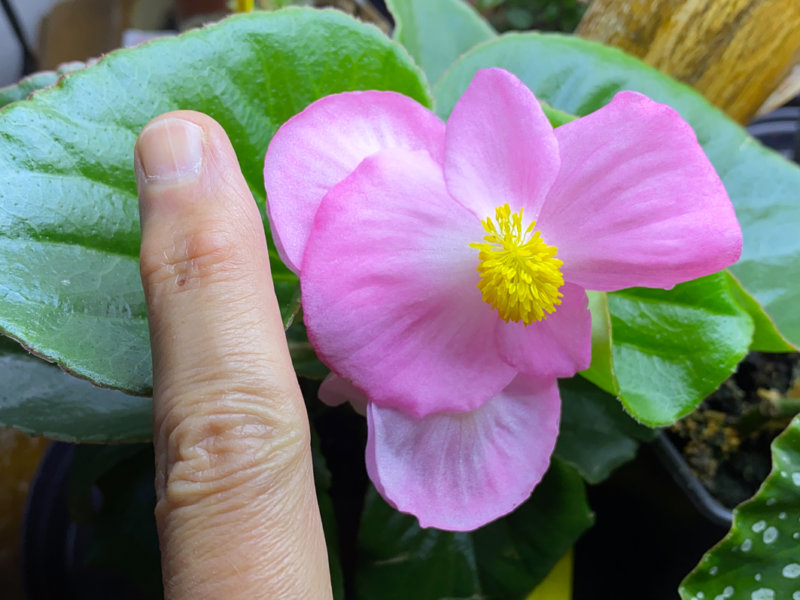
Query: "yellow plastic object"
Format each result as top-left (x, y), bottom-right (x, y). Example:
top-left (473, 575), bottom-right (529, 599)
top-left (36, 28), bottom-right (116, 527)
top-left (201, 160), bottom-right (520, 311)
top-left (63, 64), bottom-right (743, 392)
top-left (235, 0), bottom-right (255, 12)
top-left (526, 549), bottom-right (573, 600)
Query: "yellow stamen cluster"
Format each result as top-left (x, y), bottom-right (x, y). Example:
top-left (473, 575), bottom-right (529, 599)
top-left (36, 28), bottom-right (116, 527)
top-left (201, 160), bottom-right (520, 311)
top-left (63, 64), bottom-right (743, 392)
top-left (470, 203), bottom-right (564, 325)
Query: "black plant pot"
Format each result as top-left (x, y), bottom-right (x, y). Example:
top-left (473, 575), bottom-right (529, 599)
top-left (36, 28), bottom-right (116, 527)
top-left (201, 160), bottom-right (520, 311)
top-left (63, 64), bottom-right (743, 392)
top-left (23, 442), bottom-right (161, 600)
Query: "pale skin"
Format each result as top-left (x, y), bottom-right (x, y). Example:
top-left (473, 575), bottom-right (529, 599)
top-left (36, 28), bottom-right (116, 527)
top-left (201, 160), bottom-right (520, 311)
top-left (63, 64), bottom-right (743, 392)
top-left (134, 110), bottom-right (333, 599)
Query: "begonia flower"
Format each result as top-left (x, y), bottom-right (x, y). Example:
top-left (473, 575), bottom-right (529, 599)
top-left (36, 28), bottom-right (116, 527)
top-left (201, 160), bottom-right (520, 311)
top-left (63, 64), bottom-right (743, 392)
top-left (264, 68), bottom-right (742, 531)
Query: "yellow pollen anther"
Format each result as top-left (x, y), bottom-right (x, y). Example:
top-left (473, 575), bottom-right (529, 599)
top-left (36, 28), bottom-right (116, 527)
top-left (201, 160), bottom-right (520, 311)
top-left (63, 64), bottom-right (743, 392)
top-left (470, 203), bottom-right (564, 325)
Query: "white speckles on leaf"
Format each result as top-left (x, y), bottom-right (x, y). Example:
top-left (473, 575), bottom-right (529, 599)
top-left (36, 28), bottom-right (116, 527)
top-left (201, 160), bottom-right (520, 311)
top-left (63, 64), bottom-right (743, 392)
top-left (741, 538), bottom-right (753, 552)
top-left (783, 563), bottom-right (800, 579)
top-left (714, 587), bottom-right (735, 600)
top-left (751, 589), bottom-right (775, 600)
top-left (763, 526), bottom-right (778, 544)
top-left (753, 520), bottom-right (767, 533)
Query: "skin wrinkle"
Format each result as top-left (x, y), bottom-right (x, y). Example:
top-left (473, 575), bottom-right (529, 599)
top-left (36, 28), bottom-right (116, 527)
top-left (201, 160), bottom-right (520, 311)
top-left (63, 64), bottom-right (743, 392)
top-left (160, 416), bottom-right (284, 504)
top-left (140, 224), bottom-right (260, 297)
top-left (158, 452), bottom-right (318, 598)
top-left (153, 382), bottom-right (309, 501)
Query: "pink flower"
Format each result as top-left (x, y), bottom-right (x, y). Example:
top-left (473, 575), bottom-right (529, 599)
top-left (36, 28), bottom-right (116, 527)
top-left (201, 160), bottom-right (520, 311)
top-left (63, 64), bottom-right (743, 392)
top-left (264, 68), bottom-right (741, 530)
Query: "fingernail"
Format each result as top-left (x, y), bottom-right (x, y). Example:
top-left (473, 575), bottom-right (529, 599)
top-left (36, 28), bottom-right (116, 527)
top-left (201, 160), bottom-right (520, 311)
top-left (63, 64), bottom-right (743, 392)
top-left (137, 118), bottom-right (204, 182)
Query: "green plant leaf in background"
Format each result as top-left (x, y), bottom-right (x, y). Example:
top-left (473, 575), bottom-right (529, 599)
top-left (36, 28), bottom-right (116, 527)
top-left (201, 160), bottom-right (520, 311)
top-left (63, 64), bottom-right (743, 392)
top-left (679, 414), bottom-right (800, 600)
top-left (386, 0), bottom-right (495, 85)
top-left (472, 460), bottom-right (593, 597)
top-left (0, 60), bottom-right (86, 108)
top-left (0, 336), bottom-right (150, 441)
top-left (433, 32), bottom-right (800, 353)
top-left (555, 376), bottom-right (654, 483)
top-left (725, 270), bottom-right (795, 353)
top-left (357, 486), bottom-right (481, 599)
top-left (0, 8), bottom-right (431, 440)
top-left (356, 459), bottom-right (593, 599)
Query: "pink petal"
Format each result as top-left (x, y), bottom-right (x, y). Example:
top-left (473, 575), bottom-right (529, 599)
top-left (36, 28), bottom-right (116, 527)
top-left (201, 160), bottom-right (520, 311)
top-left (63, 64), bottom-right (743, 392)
top-left (443, 68), bottom-right (560, 221)
top-left (497, 282), bottom-right (591, 379)
top-left (318, 373), bottom-right (367, 416)
top-left (366, 374), bottom-right (561, 531)
top-left (301, 148), bottom-right (515, 418)
top-left (264, 91), bottom-right (445, 273)
top-left (537, 91), bottom-right (742, 291)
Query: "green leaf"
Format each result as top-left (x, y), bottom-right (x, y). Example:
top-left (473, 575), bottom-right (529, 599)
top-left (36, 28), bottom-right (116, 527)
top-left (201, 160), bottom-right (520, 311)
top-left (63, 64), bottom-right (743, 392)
top-left (580, 275), bottom-right (753, 426)
top-left (356, 459), bottom-right (593, 599)
top-left (0, 61), bottom-right (85, 109)
top-left (472, 459), bottom-right (594, 598)
top-left (357, 486), bottom-right (481, 599)
top-left (386, 0), bottom-right (495, 85)
top-left (0, 9), bottom-right (432, 438)
top-left (433, 32), bottom-right (800, 351)
top-left (0, 336), bottom-right (151, 442)
top-left (555, 376), bottom-right (654, 484)
top-left (609, 274), bottom-right (753, 426)
top-left (679, 414), bottom-right (800, 600)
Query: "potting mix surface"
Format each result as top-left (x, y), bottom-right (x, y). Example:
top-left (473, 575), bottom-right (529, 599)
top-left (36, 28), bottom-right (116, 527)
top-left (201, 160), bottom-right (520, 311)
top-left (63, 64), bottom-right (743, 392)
top-left (669, 351), bottom-right (800, 508)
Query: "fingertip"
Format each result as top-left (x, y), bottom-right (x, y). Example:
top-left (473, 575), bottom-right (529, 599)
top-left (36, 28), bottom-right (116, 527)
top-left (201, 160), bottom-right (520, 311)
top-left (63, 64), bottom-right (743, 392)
top-left (135, 111), bottom-right (251, 224)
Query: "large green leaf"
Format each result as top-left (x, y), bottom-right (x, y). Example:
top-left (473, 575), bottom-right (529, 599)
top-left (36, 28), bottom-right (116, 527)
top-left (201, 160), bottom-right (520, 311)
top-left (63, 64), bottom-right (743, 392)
top-left (471, 459), bottom-right (593, 597)
top-left (433, 32), bottom-right (800, 351)
top-left (0, 9), bottom-right (431, 433)
top-left (386, 0), bottom-right (495, 85)
top-left (555, 376), bottom-right (654, 483)
top-left (357, 487), bottom-right (481, 599)
top-left (680, 415), bottom-right (800, 600)
top-left (607, 274), bottom-right (753, 425)
top-left (0, 336), bottom-right (150, 442)
top-left (579, 275), bottom-right (757, 426)
top-left (356, 459), bottom-right (593, 599)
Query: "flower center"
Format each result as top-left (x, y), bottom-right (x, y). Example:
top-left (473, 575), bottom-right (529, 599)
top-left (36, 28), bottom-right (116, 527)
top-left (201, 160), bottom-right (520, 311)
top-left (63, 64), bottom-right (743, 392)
top-left (470, 203), bottom-right (564, 325)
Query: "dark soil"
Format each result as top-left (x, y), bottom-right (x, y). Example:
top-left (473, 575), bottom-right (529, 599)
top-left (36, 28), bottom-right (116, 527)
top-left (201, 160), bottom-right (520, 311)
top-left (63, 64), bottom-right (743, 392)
top-left (668, 351), bottom-right (800, 508)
